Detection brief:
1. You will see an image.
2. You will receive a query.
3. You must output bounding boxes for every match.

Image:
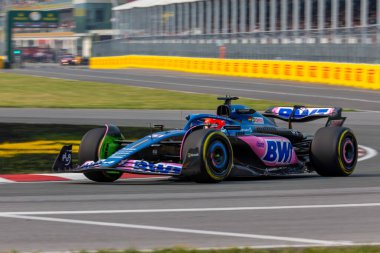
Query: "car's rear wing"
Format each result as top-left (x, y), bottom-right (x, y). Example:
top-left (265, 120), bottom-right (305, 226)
top-left (263, 106), bottom-right (346, 129)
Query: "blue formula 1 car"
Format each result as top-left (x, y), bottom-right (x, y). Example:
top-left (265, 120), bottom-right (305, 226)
top-left (53, 96), bottom-right (358, 183)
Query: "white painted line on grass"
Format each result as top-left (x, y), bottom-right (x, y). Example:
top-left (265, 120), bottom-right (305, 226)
top-left (1, 214), bottom-right (345, 245)
top-left (13, 69), bottom-right (380, 104)
top-left (2, 202), bottom-right (380, 216)
top-left (358, 145), bottom-right (378, 162)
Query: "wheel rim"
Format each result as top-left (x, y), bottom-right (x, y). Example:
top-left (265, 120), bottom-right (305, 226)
top-left (343, 139), bottom-right (354, 164)
top-left (341, 135), bottom-right (357, 170)
top-left (207, 140), bottom-right (228, 173)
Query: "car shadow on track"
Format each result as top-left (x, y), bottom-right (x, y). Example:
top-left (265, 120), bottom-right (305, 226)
top-left (66, 174), bottom-right (325, 186)
top-left (63, 172), bottom-right (379, 186)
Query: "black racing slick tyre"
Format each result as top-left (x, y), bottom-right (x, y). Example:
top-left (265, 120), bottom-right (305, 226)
top-left (78, 128), bottom-right (122, 182)
top-left (181, 129), bottom-right (233, 183)
top-left (311, 127), bottom-right (358, 177)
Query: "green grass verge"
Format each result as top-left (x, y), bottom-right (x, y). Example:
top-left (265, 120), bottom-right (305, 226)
top-left (0, 123), bottom-right (152, 174)
top-left (77, 246), bottom-right (380, 253)
top-left (0, 72), bottom-right (304, 110)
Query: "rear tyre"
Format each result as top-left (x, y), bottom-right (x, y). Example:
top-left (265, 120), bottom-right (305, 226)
top-left (78, 128), bottom-right (122, 182)
top-left (181, 129), bottom-right (233, 183)
top-left (311, 127), bottom-right (358, 177)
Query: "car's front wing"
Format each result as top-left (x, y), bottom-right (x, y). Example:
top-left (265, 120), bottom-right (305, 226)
top-left (77, 160), bottom-right (183, 176)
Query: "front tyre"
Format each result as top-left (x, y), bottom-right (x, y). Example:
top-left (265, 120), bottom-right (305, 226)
top-left (181, 129), bottom-right (233, 183)
top-left (311, 127), bottom-right (358, 177)
top-left (78, 128), bottom-right (122, 182)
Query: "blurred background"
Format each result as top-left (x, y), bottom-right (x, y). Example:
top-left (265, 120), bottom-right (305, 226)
top-left (0, 0), bottom-right (134, 63)
top-left (1, 0), bottom-right (380, 64)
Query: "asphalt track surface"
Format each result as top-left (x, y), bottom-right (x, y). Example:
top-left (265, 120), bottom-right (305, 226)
top-left (0, 64), bottom-right (379, 252)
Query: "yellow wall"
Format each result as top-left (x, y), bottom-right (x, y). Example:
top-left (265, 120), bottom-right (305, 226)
top-left (90, 55), bottom-right (380, 90)
top-left (0, 56), bottom-right (4, 69)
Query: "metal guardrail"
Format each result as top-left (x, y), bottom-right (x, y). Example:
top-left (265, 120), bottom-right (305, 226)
top-left (93, 26), bottom-right (380, 64)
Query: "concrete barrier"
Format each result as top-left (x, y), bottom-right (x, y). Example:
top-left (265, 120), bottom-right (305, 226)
top-left (90, 55), bottom-right (380, 90)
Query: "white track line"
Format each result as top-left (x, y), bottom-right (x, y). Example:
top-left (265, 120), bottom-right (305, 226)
top-left (12, 69), bottom-right (380, 104)
top-left (1, 202), bottom-right (380, 216)
top-left (76, 68), bottom-right (380, 94)
top-left (0, 214), bottom-right (346, 245)
top-left (358, 145), bottom-right (378, 162)
top-left (26, 74), bottom-right (77, 82)
top-left (359, 110), bottom-right (380, 113)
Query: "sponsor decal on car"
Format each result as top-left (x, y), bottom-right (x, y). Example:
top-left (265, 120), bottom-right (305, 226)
top-left (151, 134), bottom-right (165, 138)
top-left (272, 107), bottom-right (334, 119)
top-left (238, 136), bottom-right (298, 166)
top-left (101, 160), bottom-right (117, 165)
top-left (80, 160), bottom-right (104, 169)
top-left (61, 152), bottom-right (72, 166)
top-left (262, 140), bottom-right (293, 164)
top-left (253, 117), bottom-right (264, 124)
top-left (256, 141), bottom-right (265, 148)
top-left (118, 160), bottom-right (182, 175)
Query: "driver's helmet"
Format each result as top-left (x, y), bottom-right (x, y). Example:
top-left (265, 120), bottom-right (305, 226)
top-left (204, 118), bottom-right (226, 129)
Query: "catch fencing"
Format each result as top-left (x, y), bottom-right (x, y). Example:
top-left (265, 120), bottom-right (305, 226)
top-left (0, 41), bottom-right (4, 57)
top-left (93, 26), bottom-right (380, 64)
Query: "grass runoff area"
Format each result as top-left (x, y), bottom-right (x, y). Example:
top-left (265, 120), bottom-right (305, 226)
top-left (0, 123), bottom-right (153, 174)
top-left (48, 246), bottom-right (380, 253)
top-left (0, 72), bottom-right (301, 110)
